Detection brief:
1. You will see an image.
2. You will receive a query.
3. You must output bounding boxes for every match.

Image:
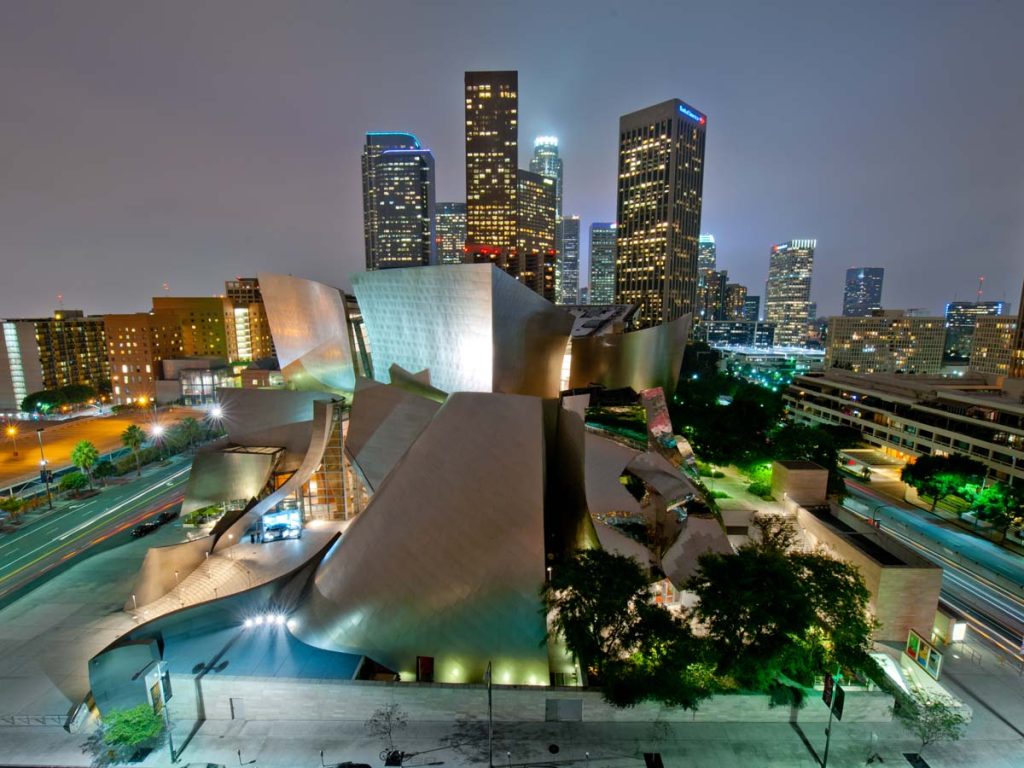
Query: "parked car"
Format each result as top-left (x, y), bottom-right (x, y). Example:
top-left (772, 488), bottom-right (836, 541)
top-left (130, 521), bottom-right (161, 538)
top-left (263, 523), bottom-right (302, 542)
top-left (157, 510), bottom-right (178, 524)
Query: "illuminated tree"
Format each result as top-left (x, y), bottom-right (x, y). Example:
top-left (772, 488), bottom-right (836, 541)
top-left (121, 424), bottom-right (146, 477)
top-left (901, 454), bottom-right (985, 511)
top-left (70, 441), bottom-right (100, 489)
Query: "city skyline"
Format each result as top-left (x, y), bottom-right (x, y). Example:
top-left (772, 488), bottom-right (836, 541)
top-left (0, 1), bottom-right (1022, 318)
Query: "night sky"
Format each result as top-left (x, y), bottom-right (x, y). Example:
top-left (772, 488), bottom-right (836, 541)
top-left (1, 0), bottom-right (1022, 318)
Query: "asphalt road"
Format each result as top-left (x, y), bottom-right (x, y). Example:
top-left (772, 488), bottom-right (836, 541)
top-left (0, 458), bottom-right (192, 606)
top-left (843, 480), bottom-right (1024, 656)
top-left (0, 407), bottom-right (206, 487)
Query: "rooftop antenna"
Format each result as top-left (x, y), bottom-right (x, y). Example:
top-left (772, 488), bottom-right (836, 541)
top-left (162, 281), bottom-right (170, 295)
top-left (56, 293), bottom-right (64, 310)
top-left (977, 275), bottom-right (985, 301)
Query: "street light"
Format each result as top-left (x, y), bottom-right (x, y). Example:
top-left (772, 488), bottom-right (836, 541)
top-left (5, 424), bottom-right (18, 457)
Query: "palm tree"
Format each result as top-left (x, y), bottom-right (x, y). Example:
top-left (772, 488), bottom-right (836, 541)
top-left (178, 417), bottom-right (202, 453)
top-left (70, 440), bottom-right (100, 489)
top-left (121, 424), bottom-right (146, 477)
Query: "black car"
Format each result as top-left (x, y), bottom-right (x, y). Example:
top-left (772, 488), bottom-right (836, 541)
top-left (131, 521), bottom-right (160, 538)
top-left (158, 510), bottom-right (178, 524)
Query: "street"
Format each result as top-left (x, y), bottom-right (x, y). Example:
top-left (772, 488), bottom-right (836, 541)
top-left (0, 408), bottom-right (206, 488)
top-left (0, 457), bottom-right (192, 607)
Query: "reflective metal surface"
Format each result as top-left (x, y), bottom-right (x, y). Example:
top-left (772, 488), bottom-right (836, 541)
top-left (568, 313), bottom-right (690, 393)
top-left (352, 264), bottom-right (573, 398)
top-left (257, 271), bottom-right (357, 393)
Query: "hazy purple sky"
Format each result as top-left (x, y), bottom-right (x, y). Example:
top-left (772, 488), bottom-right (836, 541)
top-left (1, 0), bottom-right (1022, 317)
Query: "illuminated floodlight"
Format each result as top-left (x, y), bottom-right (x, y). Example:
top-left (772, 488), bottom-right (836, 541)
top-left (534, 135), bottom-right (558, 147)
top-left (151, 424), bottom-right (165, 437)
top-left (286, 618), bottom-right (298, 630)
top-left (243, 618), bottom-right (254, 628)
top-left (272, 614), bottom-right (284, 625)
top-left (255, 615), bottom-right (265, 626)
top-left (210, 405), bottom-right (223, 419)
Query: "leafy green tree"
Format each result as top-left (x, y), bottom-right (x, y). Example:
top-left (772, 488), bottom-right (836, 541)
top-left (177, 417), bottom-right (203, 453)
top-left (0, 496), bottom-right (24, 523)
top-left (544, 549), bottom-right (714, 710)
top-left (71, 440), bottom-right (100, 489)
top-left (82, 704), bottom-right (165, 767)
top-left (688, 516), bottom-right (873, 690)
top-left (121, 424), bottom-right (146, 477)
top-left (901, 454), bottom-right (986, 511)
top-left (59, 471), bottom-right (89, 493)
top-left (968, 482), bottom-right (1024, 540)
top-left (894, 692), bottom-right (969, 757)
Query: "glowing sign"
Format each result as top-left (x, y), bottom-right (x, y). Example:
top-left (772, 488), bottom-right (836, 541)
top-left (678, 104), bottom-right (706, 125)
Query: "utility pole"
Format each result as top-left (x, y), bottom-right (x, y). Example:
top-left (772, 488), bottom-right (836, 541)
top-left (36, 429), bottom-right (52, 510)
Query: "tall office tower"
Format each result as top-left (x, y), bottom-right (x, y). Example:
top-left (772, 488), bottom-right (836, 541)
top-left (435, 202), bottom-right (467, 265)
top-left (589, 223), bottom-right (617, 304)
top-left (557, 215), bottom-right (581, 304)
top-left (943, 300), bottom-right (1009, 360)
top-left (765, 239), bottom-right (816, 346)
top-left (516, 170), bottom-right (557, 301)
top-left (616, 99), bottom-right (706, 327)
top-left (842, 267), bottom-right (885, 316)
top-left (465, 71), bottom-right (519, 273)
top-left (0, 319), bottom-right (45, 410)
top-left (724, 284), bottom-right (748, 320)
top-left (742, 295), bottom-right (761, 322)
top-left (696, 269), bottom-right (728, 321)
top-left (361, 132), bottom-right (437, 270)
top-left (529, 137), bottom-right (562, 221)
top-left (225, 277), bottom-right (276, 362)
top-left (32, 310), bottom-right (110, 391)
top-left (698, 233), bottom-right (717, 271)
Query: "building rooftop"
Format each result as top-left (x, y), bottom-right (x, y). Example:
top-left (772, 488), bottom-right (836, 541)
top-left (563, 304), bottom-right (637, 337)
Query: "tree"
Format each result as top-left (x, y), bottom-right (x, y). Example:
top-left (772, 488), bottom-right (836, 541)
top-left (544, 549), bottom-right (714, 710)
top-left (688, 525), bottom-right (874, 691)
top-left (81, 704), bottom-right (165, 767)
top-left (968, 482), bottom-right (1024, 540)
top-left (121, 424), bottom-right (146, 477)
top-left (365, 703), bottom-right (407, 753)
top-left (895, 691), bottom-right (968, 757)
top-left (71, 441), bottom-right (100, 489)
top-left (177, 417), bottom-right (202, 453)
top-left (901, 454), bottom-right (986, 511)
top-left (59, 471), bottom-right (89, 493)
top-left (0, 496), bottom-right (24, 523)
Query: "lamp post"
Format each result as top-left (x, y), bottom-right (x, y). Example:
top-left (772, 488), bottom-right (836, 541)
top-left (5, 423), bottom-right (18, 457)
top-left (36, 429), bottom-right (52, 510)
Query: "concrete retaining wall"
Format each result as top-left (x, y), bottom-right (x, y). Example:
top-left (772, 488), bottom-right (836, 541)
top-left (125, 535), bottom-right (212, 610)
top-left (179, 675), bottom-right (893, 724)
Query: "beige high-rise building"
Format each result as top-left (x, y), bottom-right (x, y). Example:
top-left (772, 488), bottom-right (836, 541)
top-left (615, 99), bottom-right (706, 328)
top-left (970, 316), bottom-right (1019, 376)
top-left (225, 277), bottom-right (276, 362)
top-left (765, 240), bottom-right (816, 346)
top-left (516, 170), bottom-right (557, 302)
top-left (825, 311), bottom-right (945, 374)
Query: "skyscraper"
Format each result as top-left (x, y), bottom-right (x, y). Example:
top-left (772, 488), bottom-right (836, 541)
top-left (361, 132), bottom-right (437, 271)
top-left (696, 269), bottom-right (728, 322)
top-left (943, 300), bottom-right (1009, 360)
top-left (1014, 279), bottom-right (1024, 378)
top-left (516, 170), bottom-right (557, 301)
top-left (698, 233), bottom-right (716, 272)
top-left (0, 319), bottom-right (44, 410)
top-left (589, 223), bottom-right (617, 304)
top-left (616, 99), bottom-right (706, 327)
top-left (529, 137), bottom-right (562, 221)
top-left (765, 240), bottom-right (816, 347)
top-left (742, 295), bottom-right (761, 322)
top-left (557, 215), bottom-right (580, 304)
top-left (465, 71), bottom-right (519, 273)
top-left (842, 267), bottom-right (885, 316)
top-left (724, 283), bottom-right (748, 320)
top-left (435, 202), bottom-right (467, 265)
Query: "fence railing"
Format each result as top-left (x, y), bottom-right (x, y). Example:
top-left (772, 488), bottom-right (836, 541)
top-left (0, 714), bottom-right (68, 727)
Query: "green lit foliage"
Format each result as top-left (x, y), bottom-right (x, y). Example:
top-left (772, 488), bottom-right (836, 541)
top-left (688, 515), bottom-right (873, 691)
top-left (70, 440), bottom-right (100, 488)
top-left (901, 454), bottom-right (986, 511)
top-left (82, 704), bottom-right (165, 767)
top-left (965, 481), bottom-right (1024, 540)
top-left (543, 549), bottom-right (714, 710)
top-left (21, 384), bottom-right (98, 414)
top-left (0, 496), bottom-right (24, 523)
top-left (121, 424), bottom-right (146, 477)
top-left (59, 471), bottom-right (89, 493)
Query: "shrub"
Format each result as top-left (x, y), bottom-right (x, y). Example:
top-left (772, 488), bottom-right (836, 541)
top-left (59, 472), bottom-right (89, 492)
top-left (747, 481), bottom-right (774, 499)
